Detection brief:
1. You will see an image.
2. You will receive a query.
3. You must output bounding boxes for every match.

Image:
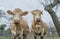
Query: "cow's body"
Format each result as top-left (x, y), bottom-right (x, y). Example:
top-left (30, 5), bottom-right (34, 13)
top-left (7, 8), bottom-right (29, 39)
top-left (32, 20), bottom-right (48, 37)
top-left (31, 9), bottom-right (48, 39)
top-left (11, 18), bottom-right (29, 39)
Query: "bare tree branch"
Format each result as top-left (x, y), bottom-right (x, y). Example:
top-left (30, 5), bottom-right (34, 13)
top-left (44, 0), bottom-right (60, 36)
top-left (39, 0), bottom-right (46, 6)
top-left (45, 0), bottom-right (58, 10)
top-left (58, 0), bottom-right (60, 4)
top-left (49, 0), bottom-right (52, 3)
top-left (45, 0), bottom-right (48, 3)
top-left (55, 4), bottom-right (59, 12)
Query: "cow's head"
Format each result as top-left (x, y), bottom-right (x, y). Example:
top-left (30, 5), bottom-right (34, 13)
top-left (7, 8), bottom-right (28, 25)
top-left (31, 9), bottom-right (43, 22)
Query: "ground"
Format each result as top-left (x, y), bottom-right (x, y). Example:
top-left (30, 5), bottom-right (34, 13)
top-left (0, 36), bottom-right (60, 39)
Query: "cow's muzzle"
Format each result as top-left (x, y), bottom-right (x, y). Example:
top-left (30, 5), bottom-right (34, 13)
top-left (36, 18), bottom-right (40, 22)
top-left (14, 20), bottom-right (20, 25)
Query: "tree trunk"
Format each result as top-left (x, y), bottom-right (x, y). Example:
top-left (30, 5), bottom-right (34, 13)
top-left (43, 0), bottom-right (60, 36)
top-left (45, 8), bottom-right (60, 36)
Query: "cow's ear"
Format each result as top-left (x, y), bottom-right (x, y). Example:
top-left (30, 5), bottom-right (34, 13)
top-left (31, 11), bottom-right (36, 15)
top-left (22, 11), bottom-right (28, 16)
top-left (7, 10), bottom-right (14, 15)
top-left (31, 9), bottom-right (36, 15)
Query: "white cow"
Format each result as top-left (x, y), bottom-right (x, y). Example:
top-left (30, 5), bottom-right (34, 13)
top-left (7, 8), bottom-right (29, 39)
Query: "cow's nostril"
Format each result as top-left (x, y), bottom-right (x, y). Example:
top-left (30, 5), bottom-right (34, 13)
top-left (14, 21), bottom-right (19, 25)
top-left (14, 20), bottom-right (20, 25)
top-left (36, 18), bottom-right (40, 21)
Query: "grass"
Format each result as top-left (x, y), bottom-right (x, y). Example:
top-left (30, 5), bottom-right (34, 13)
top-left (0, 36), bottom-right (11, 39)
top-left (0, 36), bottom-right (60, 39)
top-left (27, 36), bottom-right (60, 39)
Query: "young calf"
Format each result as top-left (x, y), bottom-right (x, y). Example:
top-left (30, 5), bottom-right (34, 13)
top-left (7, 8), bottom-right (29, 39)
top-left (31, 9), bottom-right (48, 39)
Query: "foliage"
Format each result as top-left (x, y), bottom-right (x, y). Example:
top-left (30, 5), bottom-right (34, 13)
top-left (0, 24), bottom-right (6, 36)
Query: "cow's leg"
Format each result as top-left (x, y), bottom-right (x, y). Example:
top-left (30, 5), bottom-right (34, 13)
top-left (13, 37), bottom-right (16, 39)
top-left (34, 35), bottom-right (37, 39)
top-left (12, 34), bottom-right (16, 39)
top-left (34, 34), bottom-right (37, 39)
top-left (23, 34), bottom-right (27, 39)
top-left (11, 31), bottom-right (17, 39)
top-left (40, 28), bottom-right (44, 39)
top-left (18, 29), bottom-right (23, 39)
top-left (18, 34), bottom-right (21, 39)
top-left (23, 35), bottom-right (26, 39)
top-left (18, 37), bottom-right (21, 39)
top-left (13, 33), bottom-right (20, 39)
top-left (40, 36), bottom-right (43, 39)
top-left (41, 28), bottom-right (44, 36)
top-left (13, 36), bottom-right (16, 39)
top-left (18, 35), bottom-right (23, 39)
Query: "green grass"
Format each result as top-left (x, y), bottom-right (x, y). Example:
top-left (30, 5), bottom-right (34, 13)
top-left (27, 36), bottom-right (60, 39)
top-left (0, 36), bottom-right (60, 39)
top-left (0, 36), bottom-right (11, 39)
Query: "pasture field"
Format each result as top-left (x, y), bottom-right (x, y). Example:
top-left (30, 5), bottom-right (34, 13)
top-left (0, 36), bottom-right (60, 39)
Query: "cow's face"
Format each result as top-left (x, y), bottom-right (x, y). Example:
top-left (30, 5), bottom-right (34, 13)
top-left (7, 8), bottom-right (28, 25)
top-left (31, 9), bottom-right (42, 22)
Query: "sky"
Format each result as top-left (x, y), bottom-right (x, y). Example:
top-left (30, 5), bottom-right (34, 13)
top-left (0, 0), bottom-right (60, 29)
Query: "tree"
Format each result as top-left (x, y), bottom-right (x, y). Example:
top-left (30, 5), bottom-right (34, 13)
top-left (0, 10), bottom-right (6, 18)
top-left (0, 24), bottom-right (6, 36)
top-left (39, 0), bottom-right (60, 36)
top-left (5, 28), bottom-right (11, 37)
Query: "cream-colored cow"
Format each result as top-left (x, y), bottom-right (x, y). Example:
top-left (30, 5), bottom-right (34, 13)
top-left (31, 9), bottom-right (48, 39)
top-left (7, 8), bottom-right (29, 39)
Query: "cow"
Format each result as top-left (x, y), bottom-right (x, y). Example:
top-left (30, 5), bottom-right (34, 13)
top-left (7, 8), bottom-right (29, 39)
top-left (31, 9), bottom-right (48, 39)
